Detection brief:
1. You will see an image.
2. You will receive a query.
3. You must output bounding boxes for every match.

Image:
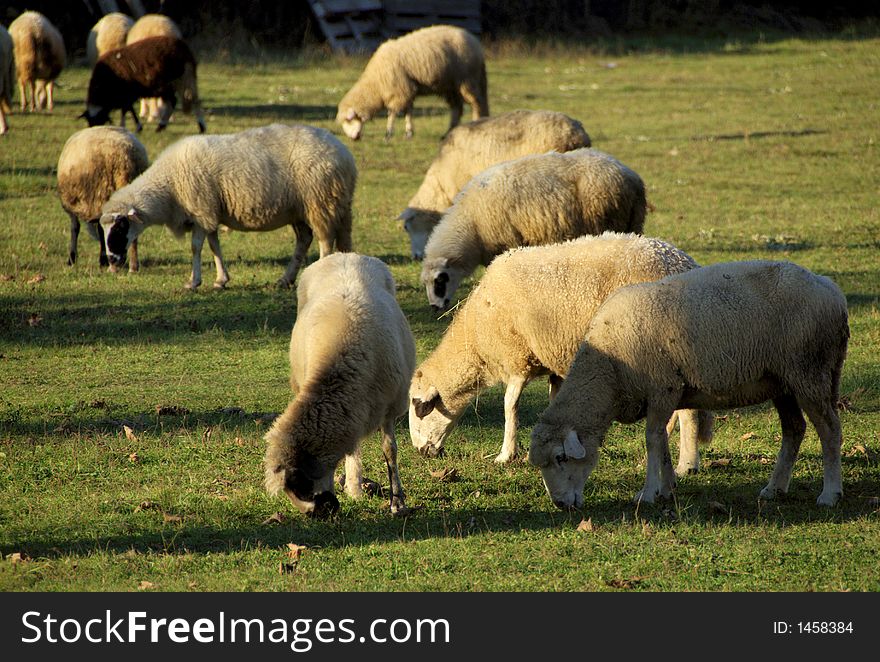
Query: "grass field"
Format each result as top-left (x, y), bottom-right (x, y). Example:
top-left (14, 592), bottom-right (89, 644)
top-left (0, 31), bottom-right (878, 592)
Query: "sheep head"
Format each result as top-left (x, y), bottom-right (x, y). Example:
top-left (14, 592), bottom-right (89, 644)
top-left (420, 258), bottom-right (464, 312)
top-left (398, 208), bottom-right (443, 260)
top-left (80, 104), bottom-right (111, 127)
top-left (408, 375), bottom-right (461, 458)
top-left (337, 107), bottom-right (364, 141)
top-left (263, 427), bottom-right (340, 519)
top-left (99, 207), bottom-right (144, 270)
top-left (529, 425), bottom-right (599, 510)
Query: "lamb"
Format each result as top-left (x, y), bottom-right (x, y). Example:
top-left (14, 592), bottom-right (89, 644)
top-left (530, 260), bottom-right (849, 509)
top-left (8, 11), bottom-right (65, 112)
top-left (87, 12), bottom-right (134, 66)
top-left (98, 123), bottom-right (356, 289)
top-left (0, 26), bottom-right (13, 134)
top-left (410, 232), bottom-right (712, 467)
top-left (264, 253), bottom-right (416, 517)
top-left (125, 13), bottom-right (182, 122)
top-left (337, 24), bottom-right (488, 141)
top-left (57, 126), bottom-right (148, 272)
top-left (81, 36), bottom-right (206, 134)
top-left (420, 148), bottom-right (647, 311)
top-left (400, 110), bottom-right (592, 259)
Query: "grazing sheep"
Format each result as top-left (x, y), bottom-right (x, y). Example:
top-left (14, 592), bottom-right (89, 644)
top-left (58, 126), bottom-right (148, 272)
top-left (530, 260), bottom-right (849, 509)
top-left (125, 13), bottom-right (182, 122)
top-left (264, 253), bottom-right (416, 517)
top-left (87, 12), bottom-right (133, 66)
top-left (82, 36), bottom-right (206, 134)
top-left (0, 26), bottom-right (13, 134)
top-left (410, 232), bottom-right (712, 466)
top-left (337, 24), bottom-right (488, 141)
top-left (420, 148), bottom-right (647, 310)
top-left (400, 110), bottom-right (592, 259)
top-left (98, 123), bottom-right (356, 289)
top-left (8, 11), bottom-right (65, 112)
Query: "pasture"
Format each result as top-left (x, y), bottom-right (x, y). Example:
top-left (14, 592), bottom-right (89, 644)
top-left (0, 31), bottom-right (878, 592)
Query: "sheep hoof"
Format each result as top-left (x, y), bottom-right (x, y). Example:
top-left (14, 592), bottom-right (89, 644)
top-left (633, 488), bottom-right (659, 505)
top-left (212, 280), bottom-right (228, 290)
top-left (758, 485), bottom-right (779, 500)
top-left (816, 490), bottom-right (841, 507)
top-left (275, 278), bottom-right (293, 289)
top-left (675, 464), bottom-right (699, 477)
top-left (404, 130), bottom-right (413, 140)
top-left (494, 451), bottom-right (516, 464)
top-left (391, 502), bottom-right (421, 517)
top-left (184, 281), bottom-right (200, 291)
top-left (156, 123), bottom-right (167, 133)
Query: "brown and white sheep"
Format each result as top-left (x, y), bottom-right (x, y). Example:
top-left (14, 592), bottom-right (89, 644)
top-left (8, 11), bottom-right (65, 112)
top-left (125, 13), bottom-right (182, 122)
top-left (82, 36), bottom-right (206, 134)
top-left (400, 109), bottom-right (592, 259)
top-left (87, 12), bottom-right (134, 66)
top-left (337, 24), bottom-right (488, 141)
top-left (57, 126), bottom-right (148, 272)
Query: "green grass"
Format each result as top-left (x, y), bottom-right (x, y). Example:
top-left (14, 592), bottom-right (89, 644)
top-left (1, 33), bottom-right (879, 592)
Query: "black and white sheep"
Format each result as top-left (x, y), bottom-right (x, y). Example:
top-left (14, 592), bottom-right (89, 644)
top-left (264, 253), bottom-right (416, 517)
top-left (98, 123), bottom-right (356, 289)
top-left (410, 233), bottom-right (712, 466)
top-left (87, 12), bottom-right (133, 66)
top-left (0, 25), bottom-right (12, 134)
top-left (81, 36), bottom-right (206, 134)
top-left (530, 260), bottom-right (850, 509)
top-left (57, 126), bottom-right (149, 272)
top-left (337, 24), bottom-right (488, 141)
top-left (125, 13), bottom-right (183, 123)
top-left (8, 11), bottom-right (65, 112)
top-left (420, 148), bottom-right (647, 311)
top-left (400, 109), bottom-right (592, 259)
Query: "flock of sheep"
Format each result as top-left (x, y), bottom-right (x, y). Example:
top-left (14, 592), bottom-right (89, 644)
top-left (1, 11), bottom-right (850, 518)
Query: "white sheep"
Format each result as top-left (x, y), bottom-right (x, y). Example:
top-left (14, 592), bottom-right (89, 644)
top-left (58, 126), bottom-right (148, 272)
top-left (337, 24), bottom-right (488, 141)
top-left (264, 253), bottom-right (416, 517)
top-left (0, 26), bottom-right (13, 134)
top-left (8, 11), bottom-right (65, 112)
top-left (530, 260), bottom-right (850, 509)
top-left (400, 109), bottom-right (592, 259)
top-left (98, 123), bottom-right (356, 289)
top-left (420, 148), bottom-right (647, 310)
top-left (410, 232), bottom-right (712, 466)
top-left (87, 12), bottom-right (133, 66)
top-left (125, 13), bottom-right (183, 122)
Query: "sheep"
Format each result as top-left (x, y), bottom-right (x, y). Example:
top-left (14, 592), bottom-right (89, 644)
top-left (410, 232), bottom-right (712, 467)
top-left (264, 253), bottom-right (416, 517)
top-left (87, 12), bottom-right (134, 66)
top-left (8, 11), bottom-right (65, 112)
top-left (57, 126), bottom-right (148, 272)
top-left (81, 36), bottom-right (206, 134)
top-left (420, 148), bottom-right (647, 311)
top-left (98, 123), bottom-right (356, 290)
top-left (0, 26), bottom-right (13, 134)
top-left (400, 109), bottom-right (592, 259)
top-left (337, 24), bottom-right (488, 141)
top-left (125, 13), bottom-right (182, 123)
top-left (530, 260), bottom-right (850, 509)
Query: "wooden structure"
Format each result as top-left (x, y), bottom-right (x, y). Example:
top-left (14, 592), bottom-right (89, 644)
top-left (308, 0), bottom-right (481, 54)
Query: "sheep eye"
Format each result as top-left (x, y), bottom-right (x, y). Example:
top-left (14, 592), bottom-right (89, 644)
top-left (555, 453), bottom-right (567, 466)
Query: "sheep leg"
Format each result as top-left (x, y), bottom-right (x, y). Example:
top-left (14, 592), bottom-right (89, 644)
top-left (497, 376), bottom-right (527, 463)
top-left (548, 374), bottom-right (563, 401)
top-left (187, 227), bottom-right (206, 290)
top-left (343, 447), bottom-right (364, 499)
top-left (205, 230), bottom-right (230, 289)
top-left (18, 79), bottom-right (26, 111)
top-left (635, 407), bottom-right (677, 504)
top-left (760, 394), bottom-right (807, 501)
top-left (46, 81), bottom-right (54, 112)
top-left (800, 399), bottom-right (843, 507)
top-left (67, 213), bottom-right (80, 266)
top-left (672, 409), bottom-right (713, 476)
top-left (278, 222), bottom-right (313, 288)
top-left (385, 111), bottom-right (397, 141)
top-left (317, 236), bottom-right (333, 259)
top-left (128, 238), bottom-right (140, 273)
top-left (403, 106), bottom-right (414, 139)
top-left (446, 98), bottom-right (463, 135)
top-left (380, 418), bottom-right (406, 514)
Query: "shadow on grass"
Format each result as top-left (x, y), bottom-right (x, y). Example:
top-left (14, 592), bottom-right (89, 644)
top-left (209, 104), bottom-right (337, 121)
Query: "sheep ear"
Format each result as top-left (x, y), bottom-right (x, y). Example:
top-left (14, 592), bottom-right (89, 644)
top-left (412, 392), bottom-right (441, 419)
top-left (127, 208), bottom-right (143, 225)
top-left (563, 429), bottom-right (586, 460)
top-left (344, 108), bottom-right (356, 121)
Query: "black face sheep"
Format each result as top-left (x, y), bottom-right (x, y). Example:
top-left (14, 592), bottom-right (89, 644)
top-left (0, 26), bottom-right (12, 134)
top-left (400, 109), bottom-right (592, 259)
top-left (87, 12), bottom-right (133, 66)
top-left (57, 126), bottom-right (149, 272)
top-left (8, 11), bottom-right (65, 112)
top-left (410, 233), bottom-right (712, 467)
top-left (98, 123), bottom-right (356, 289)
top-left (420, 148), bottom-right (647, 311)
top-left (530, 260), bottom-right (849, 509)
top-left (125, 14), bottom-right (183, 123)
top-left (81, 36), bottom-right (206, 134)
top-left (337, 24), bottom-right (488, 141)
top-left (264, 253), bottom-right (417, 517)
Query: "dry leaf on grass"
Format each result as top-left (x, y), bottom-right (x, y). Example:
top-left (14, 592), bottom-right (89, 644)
top-left (123, 425), bottom-right (139, 443)
top-left (740, 432), bottom-right (756, 441)
top-left (845, 444), bottom-right (868, 458)
top-left (128, 452), bottom-right (140, 463)
top-left (708, 458), bottom-right (731, 468)
top-left (0, 274), bottom-right (14, 282)
top-left (27, 273), bottom-right (46, 285)
top-left (286, 543), bottom-right (307, 561)
top-left (27, 314), bottom-right (43, 327)
top-left (606, 577), bottom-right (645, 590)
top-left (162, 513), bottom-right (182, 523)
top-left (576, 518), bottom-right (595, 533)
top-left (262, 512), bottom-right (286, 525)
top-left (138, 581), bottom-right (156, 590)
top-left (134, 500), bottom-right (158, 512)
top-left (429, 467), bottom-right (458, 482)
